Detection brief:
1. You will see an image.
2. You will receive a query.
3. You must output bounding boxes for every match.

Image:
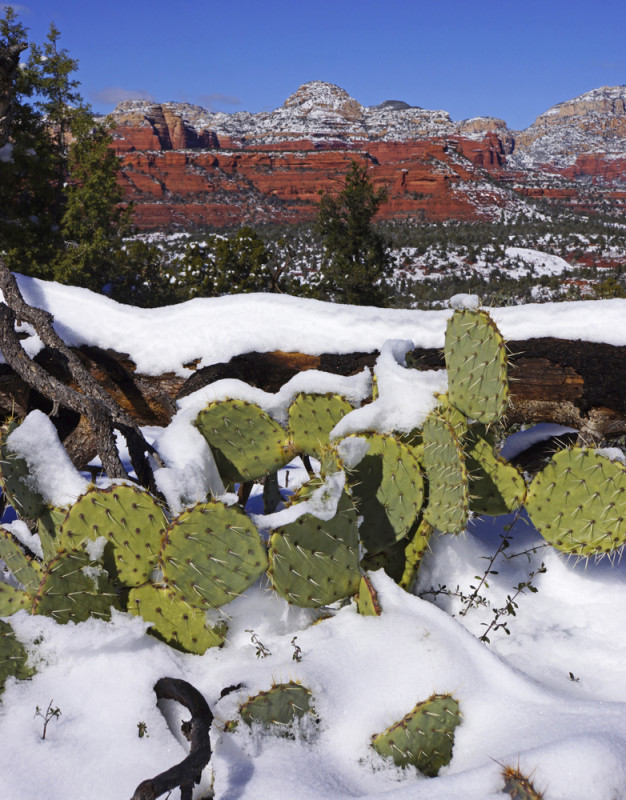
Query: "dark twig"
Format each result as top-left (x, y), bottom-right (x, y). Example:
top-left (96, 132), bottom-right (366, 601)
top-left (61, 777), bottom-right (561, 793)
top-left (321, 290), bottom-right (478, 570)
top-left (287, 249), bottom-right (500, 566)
top-left (130, 677), bottom-right (213, 800)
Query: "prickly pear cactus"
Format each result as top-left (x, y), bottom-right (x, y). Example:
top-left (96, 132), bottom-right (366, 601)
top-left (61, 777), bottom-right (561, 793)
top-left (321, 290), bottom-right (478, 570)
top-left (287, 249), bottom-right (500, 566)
top-left (422, 412), bottom-right (469, 534)
top-left (347, 434), bottom-right (424, 554)
top-left (465, 430), bottom-right (526, 516)
top-left (502, 766), bottom-right (544, 799)
top-left (128, 584), bottom-right (226, 654)
top-left (0, 531), bottom-right (42, 594)
top-left (357, 574), bottom-right (382, 616)
top-left (0, 420), bottom-right (48, 519)
top-left (239, 681), bottom-right (313, 728)
top-left (268, 492), bottom-right (360, 608)
top-left (161, 501), bottom-right (268, 608)
top-left (58, 485), bottom-right (167, 587)
top-left (399, 519), bottom-right (433, 591)
top-left (288, 392), bottom-right (353, 458)
top-left (0, 619), bottom-right (33, 693)
top-left (33, 550), bottom-right (120, 624)
top-left (195, 399), bottom-right (294, 483)
top-left (0, 582), bottom-right (30, 617)
top-left (525, 448), bottom-right (626, 558)
top-left (371, 693), bottom-right (461, 777)
top-left (445, 308), bottom-right (508, 424)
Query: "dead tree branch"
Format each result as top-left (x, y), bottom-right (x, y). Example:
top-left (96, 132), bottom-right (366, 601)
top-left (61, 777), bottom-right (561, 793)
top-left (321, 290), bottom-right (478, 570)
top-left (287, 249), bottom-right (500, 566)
top-left (130, 677), bottom-right (213, 800)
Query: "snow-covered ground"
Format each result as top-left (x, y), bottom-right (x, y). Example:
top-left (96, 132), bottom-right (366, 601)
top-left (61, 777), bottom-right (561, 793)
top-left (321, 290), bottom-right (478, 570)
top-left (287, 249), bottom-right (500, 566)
top-left (1, 277), bottom-right (626, 800)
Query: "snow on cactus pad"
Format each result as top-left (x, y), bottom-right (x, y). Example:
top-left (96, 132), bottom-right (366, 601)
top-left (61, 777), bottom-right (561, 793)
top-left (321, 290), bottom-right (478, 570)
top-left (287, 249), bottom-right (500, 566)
top-left (526, 447), bottom-right (626, 558)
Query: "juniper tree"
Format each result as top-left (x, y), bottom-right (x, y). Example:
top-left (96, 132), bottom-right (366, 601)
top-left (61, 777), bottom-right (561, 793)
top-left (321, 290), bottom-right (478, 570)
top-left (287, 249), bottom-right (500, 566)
top-left (0, 10), bottom-right (170, 306)
top-left (313, 161), bottom-right (393, 306)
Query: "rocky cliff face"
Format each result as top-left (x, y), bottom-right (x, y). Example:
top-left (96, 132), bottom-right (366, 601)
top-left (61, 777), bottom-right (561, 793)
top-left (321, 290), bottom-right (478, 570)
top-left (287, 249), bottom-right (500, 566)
top-left (107, 81), bottom-right (626, 230)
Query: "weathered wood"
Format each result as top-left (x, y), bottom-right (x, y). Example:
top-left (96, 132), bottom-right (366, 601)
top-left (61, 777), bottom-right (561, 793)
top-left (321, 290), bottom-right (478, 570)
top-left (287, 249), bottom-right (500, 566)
top-left (130, 677), bottom-right (213, 800)
top-left (0, 337), bottom-right (624, 467)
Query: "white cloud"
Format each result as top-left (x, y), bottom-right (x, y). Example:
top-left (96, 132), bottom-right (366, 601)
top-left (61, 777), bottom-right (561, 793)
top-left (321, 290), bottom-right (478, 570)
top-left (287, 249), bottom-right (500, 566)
top-left (197, 92), bottom-right (241, 111)
top-left (91, 87), bottom-right (156, 106)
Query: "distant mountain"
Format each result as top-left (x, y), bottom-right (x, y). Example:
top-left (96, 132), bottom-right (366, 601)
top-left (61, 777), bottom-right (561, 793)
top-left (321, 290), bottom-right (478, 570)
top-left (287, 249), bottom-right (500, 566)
top-left (107, 82), bottom-right (626, 230)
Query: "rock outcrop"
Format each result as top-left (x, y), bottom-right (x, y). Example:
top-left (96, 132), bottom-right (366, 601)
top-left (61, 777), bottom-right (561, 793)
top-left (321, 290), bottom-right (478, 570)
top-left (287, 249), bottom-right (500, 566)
top-left (106, 81), bottom-right (626, 230)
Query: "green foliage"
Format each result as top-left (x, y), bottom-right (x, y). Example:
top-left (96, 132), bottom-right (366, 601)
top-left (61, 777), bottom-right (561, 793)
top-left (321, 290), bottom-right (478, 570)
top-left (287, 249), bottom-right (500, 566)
top-left (0, 10), bottom-right (169, 306)
top-left (371, 693), bottom-right (461, 776)
top-left (177, 226), bottom-right (284, 297)
top-left (313, 161), bottom-right (393, 306)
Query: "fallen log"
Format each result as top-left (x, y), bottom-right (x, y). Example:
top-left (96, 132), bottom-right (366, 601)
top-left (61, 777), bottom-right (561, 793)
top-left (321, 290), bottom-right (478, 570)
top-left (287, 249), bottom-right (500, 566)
top-left (0, 338), bottom-right (623, 471)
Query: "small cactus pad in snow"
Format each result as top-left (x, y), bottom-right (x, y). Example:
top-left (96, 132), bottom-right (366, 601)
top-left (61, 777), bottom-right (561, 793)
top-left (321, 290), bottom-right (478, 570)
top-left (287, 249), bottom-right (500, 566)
top-left (525, 447), bottom-right (626, 558)
top-left (502, 765), bottom-right (544, 799)
top-left (444, 308), bottom-right (508, 424)
top-left (33, 550), bottom-right (120, 624)
top-left (371, 693), bottom-right (461, 777)
top-left (239, 682), bottom-right (313, 728)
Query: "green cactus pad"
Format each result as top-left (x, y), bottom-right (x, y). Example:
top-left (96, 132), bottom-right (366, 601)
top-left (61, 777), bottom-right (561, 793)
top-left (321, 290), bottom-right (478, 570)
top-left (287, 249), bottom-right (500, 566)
top-left (422, 413), bottom-right (469, 534)
top-left (268, 492), bottom-right (360, 608)
top-left (465, 430), bottom-right (526, 516)
top-left (0, 420), bottom-right (48, 519)
top-left (0, 619), bottom-right (33, 693)
top-left (288, 393), bottom-right (353, 458)
top-left (239, 682), bottom-right (313, 728)
top-left (33, 550), bottom-right (120, 624)
top-left (0, 582), bottom-right (31, 617)
top-left (435, 393), bottom-right (468, 440)
top-left (128, 584), bottom-right (227, 654)
top-left (526, 448), bottom-right (626, 558)
top-left (360, 537), bottom-right (408, 583)
top-left (400, 519), bottom-right (433, 591)
top-left (161, 501), bottom-right (267, 608)
top-left (502, 766), bottom-right (544, 799)
top-left (444, 308), bottom-right (509, 424)
top-left (0, 531), bottom-right (42, 593)
top-left (36, 507), bottom-right (67, 563)
top-left (195, 399), bottom-right (294, 483)
top-left (371, 693), bottom-right (461, 777)
top-left (58, 485), bottom-right (167, 586)
top-left (347, 434), bottom-right (424, 554)
top-left (357, 574), bottom-right (382, 616)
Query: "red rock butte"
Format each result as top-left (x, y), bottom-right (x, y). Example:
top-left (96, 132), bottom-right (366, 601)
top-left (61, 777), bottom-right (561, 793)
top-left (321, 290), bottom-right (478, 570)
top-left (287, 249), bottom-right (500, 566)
top-left (105, 81), bottom-right (626, 230)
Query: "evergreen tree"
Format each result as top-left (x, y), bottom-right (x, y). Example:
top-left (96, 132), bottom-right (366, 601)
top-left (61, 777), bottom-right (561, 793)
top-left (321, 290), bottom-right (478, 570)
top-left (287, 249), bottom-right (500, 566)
top-left (0, 10), bottom-right (169, 306)
top-left (313, 161), bottom-right (393, 306)
top-left (178, 227), bottom-right (283, 297)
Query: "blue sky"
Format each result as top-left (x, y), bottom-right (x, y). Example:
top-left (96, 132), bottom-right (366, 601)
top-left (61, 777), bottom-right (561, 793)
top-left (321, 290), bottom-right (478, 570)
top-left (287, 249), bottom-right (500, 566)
top-left (3, 0), bottom-right (626, 130)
